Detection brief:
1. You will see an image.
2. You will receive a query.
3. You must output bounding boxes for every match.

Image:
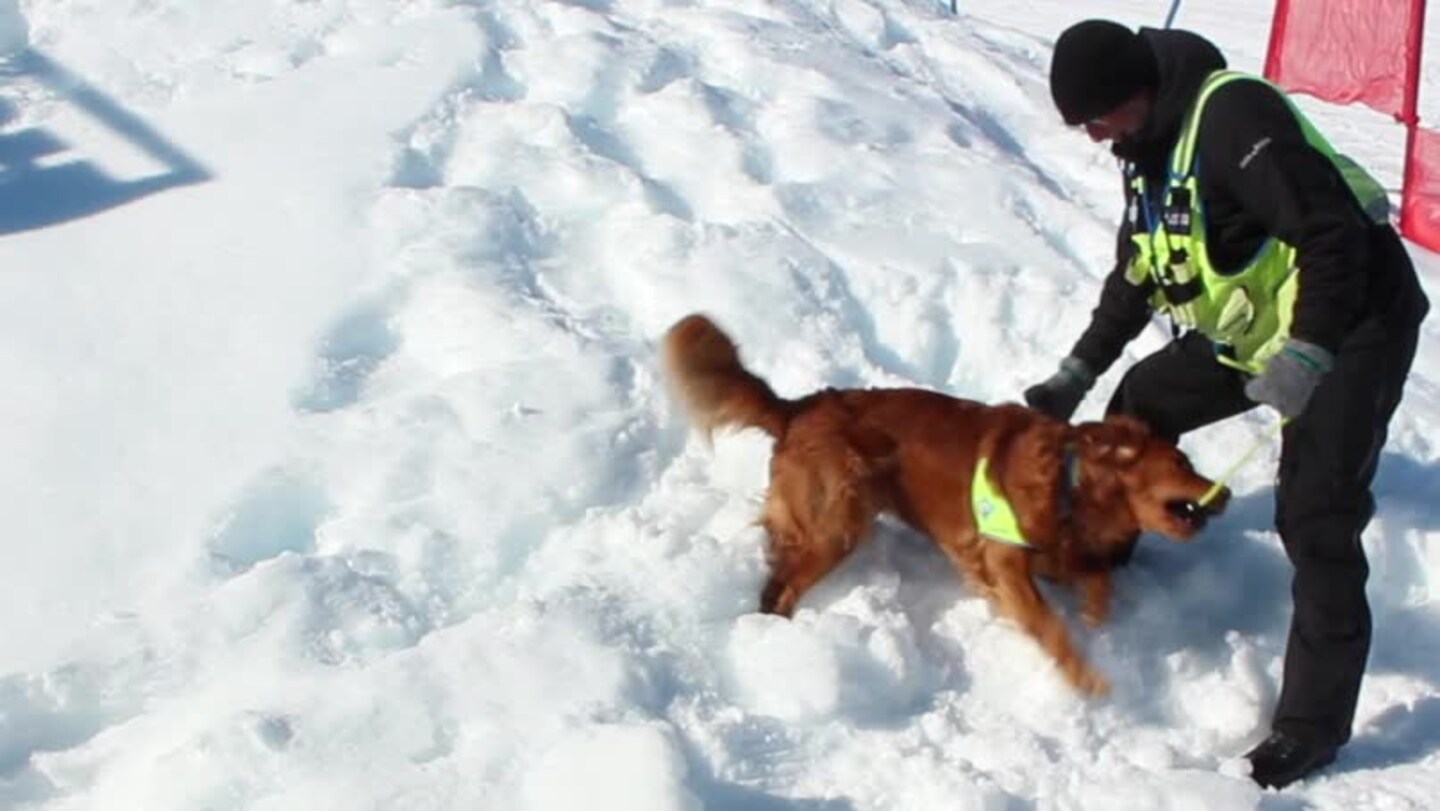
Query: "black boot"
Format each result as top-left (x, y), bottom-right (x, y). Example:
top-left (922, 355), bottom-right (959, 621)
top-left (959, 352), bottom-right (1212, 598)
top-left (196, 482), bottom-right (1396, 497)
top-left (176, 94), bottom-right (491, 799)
top-left (1245, 730), bottom-right (1338, 789)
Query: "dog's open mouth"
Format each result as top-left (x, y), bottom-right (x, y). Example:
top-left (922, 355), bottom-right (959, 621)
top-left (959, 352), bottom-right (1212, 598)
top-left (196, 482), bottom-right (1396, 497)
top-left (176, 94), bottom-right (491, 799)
top-left (1165, 499), bottom-right (1210, 531)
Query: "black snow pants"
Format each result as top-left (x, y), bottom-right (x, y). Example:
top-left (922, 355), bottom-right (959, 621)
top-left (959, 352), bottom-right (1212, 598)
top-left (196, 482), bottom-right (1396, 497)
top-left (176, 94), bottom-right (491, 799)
top-left (1105, 298), bottom-right (1425, 747)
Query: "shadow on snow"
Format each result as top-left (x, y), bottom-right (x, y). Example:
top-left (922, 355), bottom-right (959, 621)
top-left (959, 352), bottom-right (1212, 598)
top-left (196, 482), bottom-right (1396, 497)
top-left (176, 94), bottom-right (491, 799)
top-left (0, 49), bottom-right (211, 235)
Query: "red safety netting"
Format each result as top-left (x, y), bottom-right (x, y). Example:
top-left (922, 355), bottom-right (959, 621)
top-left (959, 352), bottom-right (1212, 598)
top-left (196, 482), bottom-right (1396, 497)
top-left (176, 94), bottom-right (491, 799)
top-left (1267, 0), bottom-right (1437, 250)
top-left (1402, 125), bottom-right (1440, 250)
top-left (1264, 0), bottom-right (1422, 120)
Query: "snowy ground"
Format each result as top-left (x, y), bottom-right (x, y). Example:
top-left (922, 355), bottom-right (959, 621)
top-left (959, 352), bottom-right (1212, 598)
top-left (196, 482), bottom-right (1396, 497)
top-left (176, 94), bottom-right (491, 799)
top-left (0, 0), bottom-right (1436, 808)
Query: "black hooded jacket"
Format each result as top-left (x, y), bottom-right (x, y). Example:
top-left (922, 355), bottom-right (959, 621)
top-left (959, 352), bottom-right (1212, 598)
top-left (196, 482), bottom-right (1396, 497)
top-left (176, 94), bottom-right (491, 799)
top-left (1068, 28), bottom-right (1429, 377)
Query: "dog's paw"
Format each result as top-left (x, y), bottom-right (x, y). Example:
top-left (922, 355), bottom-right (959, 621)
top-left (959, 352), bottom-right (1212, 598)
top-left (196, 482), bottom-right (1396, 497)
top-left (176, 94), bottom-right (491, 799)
top-left (1081, 603), bottom-right (1110, 628)
top-left (759, 580), bottom-right (795, 617)
top-left (1075, 668), bottom-right (1111, 697)
top-left (1063, 659), bottom-right (1111, 697)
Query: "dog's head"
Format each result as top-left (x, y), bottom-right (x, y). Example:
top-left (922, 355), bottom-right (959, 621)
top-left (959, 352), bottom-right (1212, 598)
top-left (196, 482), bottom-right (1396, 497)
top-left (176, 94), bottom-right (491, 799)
top-left (1075, 414), bottom-right (1228, 540)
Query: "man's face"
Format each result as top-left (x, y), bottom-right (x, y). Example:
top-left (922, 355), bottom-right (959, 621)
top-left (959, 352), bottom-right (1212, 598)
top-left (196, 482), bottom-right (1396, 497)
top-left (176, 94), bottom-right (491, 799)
top-left (1081, 92), bottom-right (1152, 144)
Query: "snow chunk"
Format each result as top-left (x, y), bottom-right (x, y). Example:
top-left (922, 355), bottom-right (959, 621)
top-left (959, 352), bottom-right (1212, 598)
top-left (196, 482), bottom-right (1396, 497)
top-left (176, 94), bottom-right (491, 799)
top-left (519, 722), bottom-right (701, 811)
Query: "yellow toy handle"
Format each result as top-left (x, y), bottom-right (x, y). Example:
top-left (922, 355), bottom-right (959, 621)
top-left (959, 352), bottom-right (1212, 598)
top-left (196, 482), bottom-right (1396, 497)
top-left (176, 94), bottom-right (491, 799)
top-left (1197, 417), bottom-right (1291, 507)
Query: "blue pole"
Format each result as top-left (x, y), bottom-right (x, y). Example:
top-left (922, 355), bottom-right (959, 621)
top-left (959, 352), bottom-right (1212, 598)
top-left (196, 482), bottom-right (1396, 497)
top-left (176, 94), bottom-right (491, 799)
top-left (1163, 0), bottom-right (1182, 28)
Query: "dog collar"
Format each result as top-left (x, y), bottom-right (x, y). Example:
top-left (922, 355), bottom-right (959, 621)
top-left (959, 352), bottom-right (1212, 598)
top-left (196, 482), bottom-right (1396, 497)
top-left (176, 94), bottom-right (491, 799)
top-left (1060, 442), bottom-right (1081, 517)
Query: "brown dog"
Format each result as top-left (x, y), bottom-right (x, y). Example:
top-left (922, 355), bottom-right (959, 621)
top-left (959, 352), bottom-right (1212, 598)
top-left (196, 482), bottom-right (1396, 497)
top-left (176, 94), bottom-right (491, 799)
top-left (663, 314), bottom-right (1228, 695)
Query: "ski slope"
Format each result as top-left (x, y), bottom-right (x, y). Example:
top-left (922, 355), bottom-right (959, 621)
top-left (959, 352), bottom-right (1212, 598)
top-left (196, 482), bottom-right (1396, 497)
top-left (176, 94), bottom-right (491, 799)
top-left (0, 0), bottom-right (1436, 808)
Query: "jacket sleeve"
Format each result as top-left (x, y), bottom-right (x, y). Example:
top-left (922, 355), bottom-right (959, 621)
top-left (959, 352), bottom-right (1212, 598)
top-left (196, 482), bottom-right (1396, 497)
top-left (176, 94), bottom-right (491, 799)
top-left (1195, 81), bottom-right (1373, 353)
top-left (1068, 200), bottom-right (1155, 376)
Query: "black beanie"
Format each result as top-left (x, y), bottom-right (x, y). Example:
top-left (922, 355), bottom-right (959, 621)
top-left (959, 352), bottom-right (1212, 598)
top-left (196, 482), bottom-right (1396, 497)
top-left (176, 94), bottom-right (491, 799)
top-left (1049, 20), bottom-right (1159, 126)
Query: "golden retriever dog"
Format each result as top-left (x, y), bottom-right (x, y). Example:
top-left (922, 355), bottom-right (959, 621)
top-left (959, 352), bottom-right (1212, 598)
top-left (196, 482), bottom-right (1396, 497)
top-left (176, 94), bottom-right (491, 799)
top-left (663, 314), bottom-right (1228, 695)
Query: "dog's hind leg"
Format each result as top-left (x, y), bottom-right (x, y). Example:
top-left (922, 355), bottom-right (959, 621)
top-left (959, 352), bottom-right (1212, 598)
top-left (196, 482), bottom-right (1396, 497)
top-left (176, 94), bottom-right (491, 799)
top-left (759, 472), bottom-right (877, 617)
top-left (758, 411), bottom-right (886, 617)
top-left (760, 530), bottom-right (865, 617)
top-left (987, 546), bottom-right (1110, 696)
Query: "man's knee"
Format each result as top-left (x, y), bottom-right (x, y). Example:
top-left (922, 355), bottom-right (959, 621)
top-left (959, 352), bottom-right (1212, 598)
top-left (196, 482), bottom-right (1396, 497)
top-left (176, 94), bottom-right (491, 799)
top-left (1276, 458), bottom-right (1376, 560)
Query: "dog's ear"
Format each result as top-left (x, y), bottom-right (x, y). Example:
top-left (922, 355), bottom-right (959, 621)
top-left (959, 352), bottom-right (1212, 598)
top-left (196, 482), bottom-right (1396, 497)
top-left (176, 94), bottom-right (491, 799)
top-left (1078, 415), bottom-right (1150, 467)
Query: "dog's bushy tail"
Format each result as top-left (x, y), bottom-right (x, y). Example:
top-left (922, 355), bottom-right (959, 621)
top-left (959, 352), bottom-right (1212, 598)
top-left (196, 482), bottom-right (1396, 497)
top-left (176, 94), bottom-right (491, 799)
top-left (663, 314), bottom-right (791, 439)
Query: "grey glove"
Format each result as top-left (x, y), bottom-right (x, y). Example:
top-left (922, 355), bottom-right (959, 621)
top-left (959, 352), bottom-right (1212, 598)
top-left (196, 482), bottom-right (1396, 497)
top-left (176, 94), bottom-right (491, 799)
top-left (1024, 357), bottom-right (1095, 421)
top-left (1244, 339), bottom-right (1334, 418)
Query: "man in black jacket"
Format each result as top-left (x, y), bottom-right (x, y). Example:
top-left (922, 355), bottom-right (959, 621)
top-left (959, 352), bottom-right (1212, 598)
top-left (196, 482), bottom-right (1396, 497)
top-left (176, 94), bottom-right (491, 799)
top-left (1026, 19), bottom-right (1430, 789)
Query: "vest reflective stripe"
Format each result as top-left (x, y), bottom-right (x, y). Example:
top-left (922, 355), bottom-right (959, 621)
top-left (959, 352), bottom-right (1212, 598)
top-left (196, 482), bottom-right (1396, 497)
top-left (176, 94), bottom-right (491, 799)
top-left (1126, 71), bottom-right (1389, 374)
top-left (972, 457), bottom-right (1029, 547)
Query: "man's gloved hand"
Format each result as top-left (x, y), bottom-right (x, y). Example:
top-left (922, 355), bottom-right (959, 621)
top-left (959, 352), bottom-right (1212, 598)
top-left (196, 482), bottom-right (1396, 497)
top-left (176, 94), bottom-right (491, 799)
top-left (1244, 339), bottom-right (1334, 418)
top-left (1024, 357), bottom-right (1095, 421)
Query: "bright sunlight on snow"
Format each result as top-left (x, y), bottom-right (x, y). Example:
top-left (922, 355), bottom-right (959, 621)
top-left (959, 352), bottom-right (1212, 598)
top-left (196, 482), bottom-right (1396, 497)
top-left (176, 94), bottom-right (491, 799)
top-left (0, 0), bottom-right (1436, 808)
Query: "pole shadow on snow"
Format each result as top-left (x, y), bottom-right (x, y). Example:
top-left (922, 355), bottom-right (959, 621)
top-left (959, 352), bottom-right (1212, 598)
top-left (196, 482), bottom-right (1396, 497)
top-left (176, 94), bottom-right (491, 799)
top-left (0, 49), bottom-right (211, 235)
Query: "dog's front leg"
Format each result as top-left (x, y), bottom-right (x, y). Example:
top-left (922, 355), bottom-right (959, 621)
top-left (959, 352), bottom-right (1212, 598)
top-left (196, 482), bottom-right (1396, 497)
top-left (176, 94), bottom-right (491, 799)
top-left (1077, 570), bottom-right (1113, 628)
top-left (987, 546), bottom-right (1110, 696)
